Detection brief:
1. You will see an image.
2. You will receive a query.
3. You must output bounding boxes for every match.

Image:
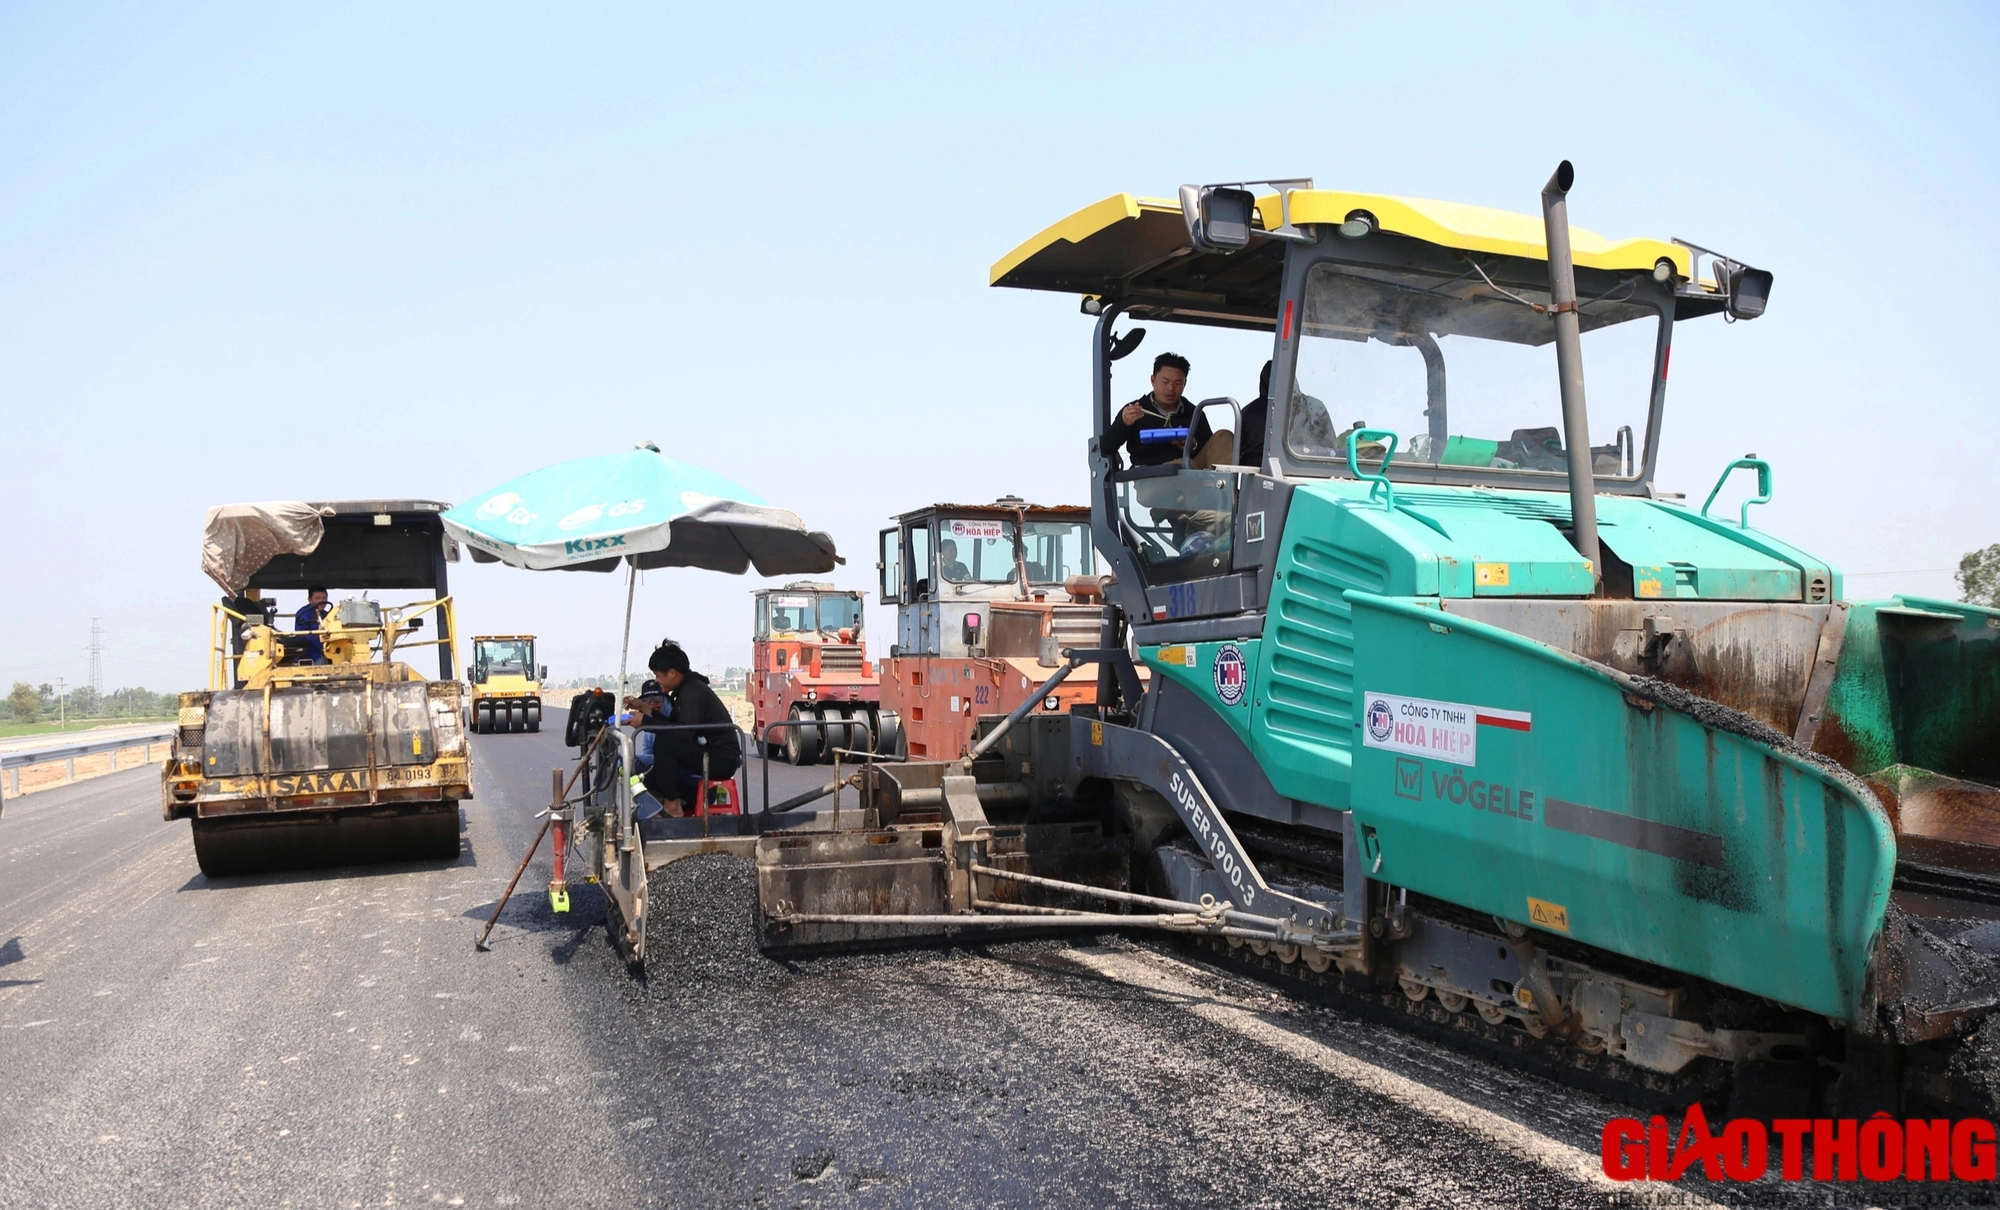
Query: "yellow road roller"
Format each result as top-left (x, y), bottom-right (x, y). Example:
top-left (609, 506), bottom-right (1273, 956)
top-left (163, 500), bottom-right (472, 877)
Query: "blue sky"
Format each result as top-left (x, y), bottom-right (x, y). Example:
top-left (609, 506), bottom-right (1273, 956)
top-left (3, 2), bottom-right (1996, 692)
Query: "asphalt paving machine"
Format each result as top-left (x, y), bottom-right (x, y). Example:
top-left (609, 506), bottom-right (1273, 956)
top-left (469, 634), bottom-right (545, 733)
top-left (589, 169), bottom-right (1998, 1114)
top-left (163, 500), bottom-right (471, 877)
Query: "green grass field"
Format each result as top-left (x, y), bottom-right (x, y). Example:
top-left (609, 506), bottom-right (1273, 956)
top-left (0, 716), bottom-right (177, 741)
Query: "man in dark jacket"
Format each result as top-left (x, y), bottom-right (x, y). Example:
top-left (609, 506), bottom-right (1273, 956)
top-left (633, 641), bottom-right (742, 816)
top-left (1103, 352), bottom-right (1231, 468)
top-left (1238, 361), bottom-right (1273, 471)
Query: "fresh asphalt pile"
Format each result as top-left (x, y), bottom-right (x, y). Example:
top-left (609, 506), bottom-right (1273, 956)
top-left (618, 854), bottom-right (1603, 1209)
top-left (593, 851), bottom-right (2000, 1209)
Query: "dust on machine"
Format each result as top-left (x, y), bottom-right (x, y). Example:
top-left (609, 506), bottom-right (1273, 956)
top-left (163, 500), bottom-right (471, 877)
top-left (581, 168), bottom-right (1999, 1117)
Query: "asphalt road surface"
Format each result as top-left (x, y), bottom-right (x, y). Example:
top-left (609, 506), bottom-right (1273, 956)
top-left (0, 717), bottom-right (1973, 1209)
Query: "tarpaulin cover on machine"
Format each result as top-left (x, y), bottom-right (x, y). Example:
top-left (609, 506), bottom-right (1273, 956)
top-left (202, 501), bottom-right (332, 595)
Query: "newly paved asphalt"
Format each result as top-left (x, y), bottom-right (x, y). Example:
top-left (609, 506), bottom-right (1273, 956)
top-left (0, 716), bottom-right (1943, 1209)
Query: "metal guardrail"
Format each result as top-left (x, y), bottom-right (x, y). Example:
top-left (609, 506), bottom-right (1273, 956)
top-left (2, 727), bottom-right (175, 770)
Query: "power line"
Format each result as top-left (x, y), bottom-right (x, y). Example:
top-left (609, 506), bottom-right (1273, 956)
top-left (87, 617), bottom-right (104, 696)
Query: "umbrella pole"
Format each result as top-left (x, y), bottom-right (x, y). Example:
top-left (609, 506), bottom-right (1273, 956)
top-left (616, 558), bottom-right (637, 697)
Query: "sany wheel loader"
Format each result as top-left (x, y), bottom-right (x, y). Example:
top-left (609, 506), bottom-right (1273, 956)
top-left (164, 500), bottom-right (471, 877)
top-left (572, 167), bottom-right (1999, 1114)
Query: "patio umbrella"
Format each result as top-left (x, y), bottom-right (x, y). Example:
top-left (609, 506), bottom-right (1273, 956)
top-left (441, 443), bottom-right (841, 690)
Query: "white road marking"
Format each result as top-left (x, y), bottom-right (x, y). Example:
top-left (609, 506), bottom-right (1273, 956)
top-left (1068, 947), bottom-right (1727, 1209)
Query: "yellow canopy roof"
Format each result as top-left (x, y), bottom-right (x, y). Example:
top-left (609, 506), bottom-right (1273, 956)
top-left (990, 189), bottom-right (1691, 299)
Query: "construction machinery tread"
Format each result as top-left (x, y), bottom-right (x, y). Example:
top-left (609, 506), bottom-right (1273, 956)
top-left (1169, 934), bottom-right (1739, 1115)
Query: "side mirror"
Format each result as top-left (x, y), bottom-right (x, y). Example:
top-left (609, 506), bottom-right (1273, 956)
top-left (1179, 185), bottom-right (1256, 252)
top-left (1726, 265), bottom-right (1773, 320)
top-left (1106, 326), bottom-right (1147, 363)
top-left (539, 665), bottom-right (548, 681)
top-left (403, 616), bottom-right (424, 630)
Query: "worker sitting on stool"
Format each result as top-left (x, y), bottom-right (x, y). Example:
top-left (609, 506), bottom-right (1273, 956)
top-left (633, 641), bottom-right (742, 818)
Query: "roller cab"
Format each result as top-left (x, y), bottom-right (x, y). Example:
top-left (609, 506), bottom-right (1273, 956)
top-left (469, 635), bottom-right (544, 733)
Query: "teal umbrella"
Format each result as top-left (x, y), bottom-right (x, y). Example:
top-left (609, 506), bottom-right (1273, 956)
top-left (443, 443), bottom-right (840, 689)
top-left (443, 444), bottom-right (838, 576)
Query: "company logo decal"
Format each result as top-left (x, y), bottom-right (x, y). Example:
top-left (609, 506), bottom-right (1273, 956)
top-left (1365, 697), bottom-right (1395, 743)
top-left (1360, 692), bottom-right (1534, 766)
top-left (1212, 643), bottom-right (1247, 705)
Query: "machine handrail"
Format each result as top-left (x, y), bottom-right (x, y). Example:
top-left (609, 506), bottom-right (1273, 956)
top-left (210, 595), bottom-right (457, 689)
top-left (1699, 455), bottom-right (1773, 528)
top-left (754, 717), bottom-right (896, 816)
top-left (1345, 428), bottom-right (1401, 511)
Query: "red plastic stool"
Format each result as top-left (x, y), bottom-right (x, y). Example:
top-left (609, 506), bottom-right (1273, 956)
top-left (696, 775), bottom-right (742, 816)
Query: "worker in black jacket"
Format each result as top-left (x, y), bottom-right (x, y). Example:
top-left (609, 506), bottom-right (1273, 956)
top-left (631, 640), bottom-right (742, 816)
top-left (1103, 352), bottom-right (1232, 468)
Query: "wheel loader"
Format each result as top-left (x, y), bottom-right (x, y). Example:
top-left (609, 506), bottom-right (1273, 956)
top-left (575, 168), bottom-right (1999, 1114)
top-left (163, 500), bottom-right (472, 877)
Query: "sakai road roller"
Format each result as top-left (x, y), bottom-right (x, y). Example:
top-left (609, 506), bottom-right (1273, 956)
top-left (469, 634), bottom-right (545, 733)
top-left (164, 500), bottom-right (472, 877)
top-left (576, 168), bottom-right (1998, 1114)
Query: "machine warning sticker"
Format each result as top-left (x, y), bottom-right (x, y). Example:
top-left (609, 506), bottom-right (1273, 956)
top-left (1156, 645), bottom-right (1197, 667)
top-left (1213, 644), bottom-right (1247, 705)
top-left (1527, 897), bottom-right (1571, 933)
top-left (1474, 562), bottom-right (1510, 587)
top-left (946, 518), bottom-right (1006, 540)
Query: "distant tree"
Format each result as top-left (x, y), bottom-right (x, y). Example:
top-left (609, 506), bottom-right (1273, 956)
top-left (1961, 544), bottom-right (2000, 609)
top-left (8, 683), bottom-right (39, 724)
